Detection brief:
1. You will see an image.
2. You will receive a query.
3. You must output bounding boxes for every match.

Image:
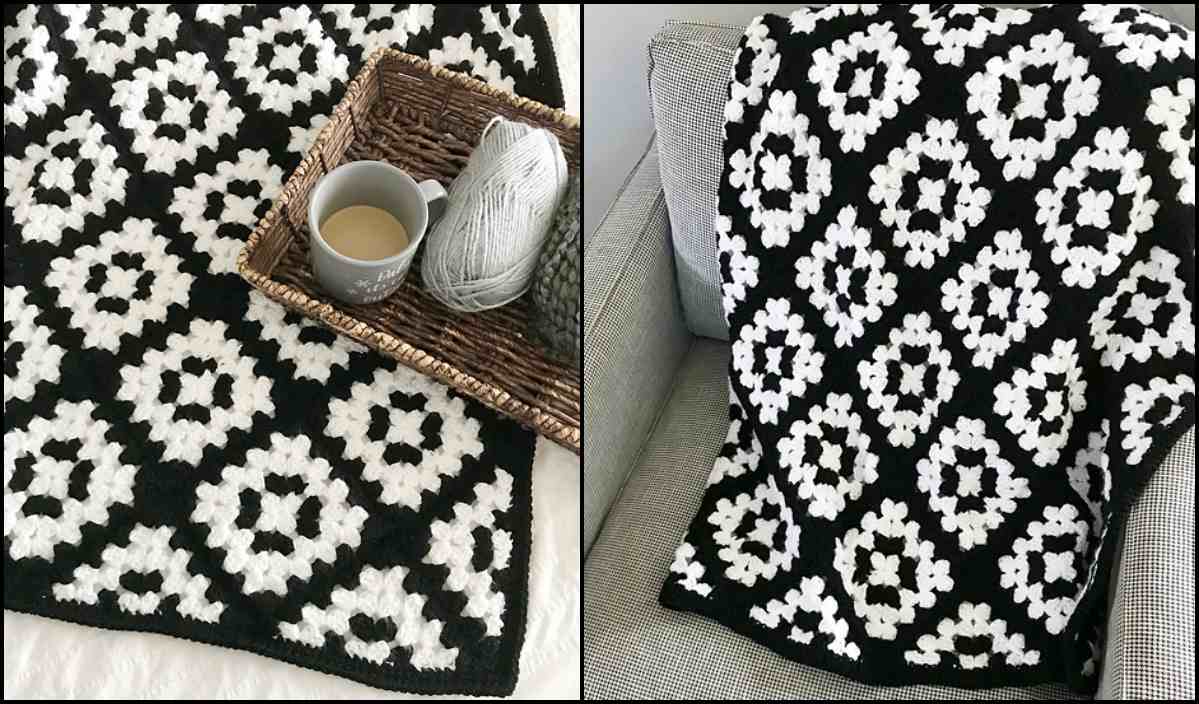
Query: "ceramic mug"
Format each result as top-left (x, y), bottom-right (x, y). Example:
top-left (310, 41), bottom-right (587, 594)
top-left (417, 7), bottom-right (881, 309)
top-left (307, 160), bottom-right (447, 305)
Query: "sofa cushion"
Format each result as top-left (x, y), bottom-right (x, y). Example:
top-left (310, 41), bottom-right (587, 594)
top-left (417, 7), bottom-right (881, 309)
top-left (583, 137), bottom-right (691, 554)
top-left (648, 21), bottom-right (741, 341)
top-left (582, 338), bottom-right (1093, 699)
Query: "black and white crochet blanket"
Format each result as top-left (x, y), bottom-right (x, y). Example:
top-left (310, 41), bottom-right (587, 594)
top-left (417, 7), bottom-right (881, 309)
top-left (661, 4), bottom-right (1195, 692)
top-left (4, 4), bottom-right (560, 696)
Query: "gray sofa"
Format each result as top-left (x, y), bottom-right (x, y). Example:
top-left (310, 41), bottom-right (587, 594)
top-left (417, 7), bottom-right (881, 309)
top-left (583, 18), bottom-right (1196, 700)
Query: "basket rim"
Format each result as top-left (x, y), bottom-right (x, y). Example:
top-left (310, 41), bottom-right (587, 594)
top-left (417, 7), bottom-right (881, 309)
top-left (372, 47), bottom-right (580, 130)
top-left (235, 47), bottom-right (581, 453)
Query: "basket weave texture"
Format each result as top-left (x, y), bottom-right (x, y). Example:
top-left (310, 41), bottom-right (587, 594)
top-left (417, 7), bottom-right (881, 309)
top-left (237, 48), bottom-right (580, 452)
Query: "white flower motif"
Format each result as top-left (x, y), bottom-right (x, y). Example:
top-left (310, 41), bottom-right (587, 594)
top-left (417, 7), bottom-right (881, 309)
top-left (45, 218), bottom-right (193, 353)
top-left (1042, 551), bottom-right (1077, 583)
top-left (728, 90), bottom-right (832, 250)
top-left (1080, 4), bottom-right (1195, 70)
top-left (58, 4), bottom-right (181, 78)
top-left (1074, 189), bottom-right (1115, 228)
top-left (1068, 421), bottom-right (1112, 538)
top-left (779, 392), bottom-right (879, 521)
top-left (759, 152), bottom-right (792, 191)
top-left (910, 4), bottom-right (1032, 66)
top-left (718, 216), bottom-right (761, 320)
top-left (999, 504), bottom-right (1090, 634)
top-left (993, 338), bottom-right (1088, 467)
top-left (758, 209), bottom-right (789, 249)
top-left (194, 4), bottom-right (247, 26)
top-left (789, 5), bottom-right (879, 34)
top-left (808, 21), bottom-right (921, 153)
top-left (1120, 375), bottom-right (1195, 466)
top-left (286, 114), bottom-right (330, 157)
top-left (279, 565), bottom-right (458, 670)
top-left (1145, 78), bottom-right (1195, 206)
top-left (4, 401), bottom-right (137, 561)
top-left (725, 16), bottom-right (781, 123)
top-left (917, 417), bottom-right (1030, 550)
top-left (1089, 247), bottom-right (1194, 370)
top-left (670, 542), bottom-right (713, 597)
top-left (940, 230), bottom-right (1049, 369)
top-left (191, 433), bottom-right (369, 596)
top-left (744, 15), bottom-right (773, 46)
top-left (725, 84), bottom-right (749, 123)
top-left (966, 30), bottom-right (1101, 181)
top-left (423, 469), bottom-right (514, 636)
top-left (750, 576), bottom-right (861, 660)
top-left (794, 206), bottom-right (898, 347)
top-left (226, 6), bottom-right (348, 115)
top-left (116, 319), bottom-right (275, 466)
top-left (731, 298), bottom-right (824, 425)
top-left (4, 5), bottom-right (69, 129)
top-left (857, 312), bottom-right (960, 448)
top-left (429, 33), bottom-right (515, 94)
top-left (245, 291), bottom-right (367, 383)
top-left (3, 109), bottom-right (129, 244)
top-left (326, 366), bottom-right (485, 510)
top-left (904, 602), bottom-right (1041, 668)
top-left (710, 476), bottom-right (800, 587)
top-left (708, 386), bottom-right (762, 486)
top-left (168, 149), bottom-right (284, 275)
top-left (3, 286), bottom-right (65, 408)
top-left (834, 499), bottom-right (954, 640)
top-left (111, 51), bottom-right (244, 173)
top-left (728, 150), bottom-right (753, 191)
top-left (868, 118), bottom-right (991, 268)
top-left (53, 524), bottom-right (225, 623)
top-left (321, 4), bottom-right (435, 58)
top-left (480, 5), bottom-right (536, 71)
top-left (1035, 127), bottom-right (1157, 288)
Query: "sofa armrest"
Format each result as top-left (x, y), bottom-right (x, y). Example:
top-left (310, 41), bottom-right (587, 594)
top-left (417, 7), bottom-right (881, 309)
top-left (583, 135), bottom-right (691, 555)
top-left (1099, 426), bottom-right (1195, 699)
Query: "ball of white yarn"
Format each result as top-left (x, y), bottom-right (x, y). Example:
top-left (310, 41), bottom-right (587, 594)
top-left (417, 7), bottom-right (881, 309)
top-left (421, 117), bottom-right (569, 312)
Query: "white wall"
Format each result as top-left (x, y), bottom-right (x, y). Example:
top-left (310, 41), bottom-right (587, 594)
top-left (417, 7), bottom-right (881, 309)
top-left (583, 3), bottom-right (1197, 240)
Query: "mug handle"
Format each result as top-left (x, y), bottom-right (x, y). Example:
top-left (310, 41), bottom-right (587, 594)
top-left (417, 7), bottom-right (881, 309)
top-left (418, 180), bottom-right (448, 224)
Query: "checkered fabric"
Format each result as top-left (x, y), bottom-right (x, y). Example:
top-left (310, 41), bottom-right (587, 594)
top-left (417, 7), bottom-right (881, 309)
top-left (647, 21), bottom-right (741, 341)
top-left (1098, 426), bottom-right (1196, 699)
top-left (582, 137), bottom-right (690, 554)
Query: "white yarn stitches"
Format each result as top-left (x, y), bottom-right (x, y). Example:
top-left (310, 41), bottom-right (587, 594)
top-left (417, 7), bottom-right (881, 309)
top-left (280, 565), bottom-right (459, 670)
top-left (423, 469), bottom-right (515, 637)
top-left (53, 524), bottom-right (225, 623)
top-left (421, 117), bottom-right (568, 312)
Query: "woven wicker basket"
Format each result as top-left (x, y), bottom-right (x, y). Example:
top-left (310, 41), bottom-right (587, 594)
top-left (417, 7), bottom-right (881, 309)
top-left (237, 48), bottom-right (580, 452)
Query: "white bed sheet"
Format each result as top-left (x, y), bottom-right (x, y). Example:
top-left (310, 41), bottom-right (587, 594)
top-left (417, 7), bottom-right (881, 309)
top-left (4, 439), bottom-right (580, 700)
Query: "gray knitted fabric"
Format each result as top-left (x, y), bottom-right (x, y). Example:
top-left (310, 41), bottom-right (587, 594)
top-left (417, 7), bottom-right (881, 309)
top-left (529, 172), bottom-right (581, 367)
